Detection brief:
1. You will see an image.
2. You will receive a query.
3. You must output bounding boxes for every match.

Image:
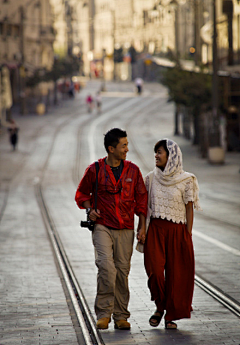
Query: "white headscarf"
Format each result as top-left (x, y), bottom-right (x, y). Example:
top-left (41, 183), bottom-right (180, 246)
top-left (152, 138), bottom-right (201, 210)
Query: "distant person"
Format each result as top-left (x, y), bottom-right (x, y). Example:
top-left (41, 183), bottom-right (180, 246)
top-left (135, 77), bottom-right (143, 95)
top-left (95, 91), bottom-right (102, 114)
top-left (75, 128), bottom-right (147, 330)
top-left (68, 80), bottom-right (75, 98)
top-left (141, 139), bottom-right (200, 329)
top-left (86, 94), bottom-right (94, 113)
top-left (8, 119), bottom-right (19, 151)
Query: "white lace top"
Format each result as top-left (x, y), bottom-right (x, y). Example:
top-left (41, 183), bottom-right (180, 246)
top-left (145, 174), bottom-right (196, 224)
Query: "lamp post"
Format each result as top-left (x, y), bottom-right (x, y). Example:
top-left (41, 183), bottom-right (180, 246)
top-left (211, 0), bottom-right (219, 146)
top-left (208, 0), bottom-right (225, 163)
top-left (19, 6), bottom-right (26, 115)
top-left (194, 0), bottom-right (201, 66)
top-left (170, 0), bottom-right (179, 62)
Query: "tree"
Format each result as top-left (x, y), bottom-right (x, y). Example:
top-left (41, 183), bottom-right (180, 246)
top-left (113, 48), bottom-right (123, 63)
top-left (161, 67), bottom-right (189, 136)
top-left (129, 45), bottom-right (137, 64)
top-left (161, 66), bottom-right (212, 145)
top-left (25, 55), bottom-right (80, 105)
top-left (46, 55), bottom-right (80, 104)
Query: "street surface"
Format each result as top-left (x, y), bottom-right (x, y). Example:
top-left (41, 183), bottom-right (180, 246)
top-left (0, 80), bottom-right (240, 344)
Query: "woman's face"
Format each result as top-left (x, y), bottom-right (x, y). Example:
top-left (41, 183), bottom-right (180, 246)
top-left (155, 146), bottom-right (168, 169)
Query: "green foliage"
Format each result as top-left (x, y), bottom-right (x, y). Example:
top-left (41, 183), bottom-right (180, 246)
top-left (46, 55), bottom-right (81, 81)
top-left (26, 55), bottom-right (81, 87)
top-left (161, 66), bottom-right (212, 113)
top-left (26, 68), bottom-right (47, 88)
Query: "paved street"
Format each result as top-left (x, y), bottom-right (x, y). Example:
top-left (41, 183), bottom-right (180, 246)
top-left (0, 80), bottom-right (240, 344)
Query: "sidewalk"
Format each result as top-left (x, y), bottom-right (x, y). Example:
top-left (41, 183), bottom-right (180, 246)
top-left (0, 80), bottom-right (239, 345)
top-left (0, 98), bottom-right (81, 344)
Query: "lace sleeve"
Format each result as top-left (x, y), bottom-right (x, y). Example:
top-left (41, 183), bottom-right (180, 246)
top-left (183, 178), bottom-right (194, 205)
top-left (183, 177), bottom-right (201, 210)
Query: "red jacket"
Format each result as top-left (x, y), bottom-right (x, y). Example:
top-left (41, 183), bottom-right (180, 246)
top-left (75, 157), bottom-right (148, 230)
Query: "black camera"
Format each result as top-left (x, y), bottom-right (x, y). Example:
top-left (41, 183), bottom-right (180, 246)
top-left (80, 216), bottom-right (95, 231)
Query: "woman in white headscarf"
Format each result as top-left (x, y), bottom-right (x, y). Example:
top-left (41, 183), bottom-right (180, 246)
top-left (143, 139), bottom-right (200, 329)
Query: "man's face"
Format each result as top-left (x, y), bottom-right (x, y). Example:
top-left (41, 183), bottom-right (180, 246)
top-left (111, 137), bottom-right (129, 160)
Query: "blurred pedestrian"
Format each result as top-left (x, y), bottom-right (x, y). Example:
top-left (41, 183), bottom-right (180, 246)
top-left (68, 80), bottom-right (75, 98)
top-left (95, 91), bottom-right (102, 114)
top-left (8, 119), bottom-right (19, 151)
top-left (135, 77), bottom-right (143, 95)
top-left (140, 139), bottom-right (200, 329)
top-left (75, 128), bottom-right (147, 330)
top-left (86, 94), bottom-right (94, 113)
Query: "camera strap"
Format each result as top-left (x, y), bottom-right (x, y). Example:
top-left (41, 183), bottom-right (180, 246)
top-left (94, 161), bottom-right (99, 212)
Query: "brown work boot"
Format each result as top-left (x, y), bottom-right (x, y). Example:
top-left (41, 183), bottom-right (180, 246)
top-left (96, 317), bottom-right (111, 330)
top-left (114, 320), bottom-right (131, 330)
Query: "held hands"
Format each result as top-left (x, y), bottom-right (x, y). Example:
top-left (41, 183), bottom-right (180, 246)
top-left (137, 226), bottom-right (146, 245)
top-left (89, 209), bottom-right (101, 222)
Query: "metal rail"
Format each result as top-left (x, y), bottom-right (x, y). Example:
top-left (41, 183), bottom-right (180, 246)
top-left (35, 183), bottom-right (105, 345)
top-left (35, 97), bottom-right (131, 344)
top-left (34, 92), bottom-right (239, 345)
top-left (195, 274), bottom-right (240, 317)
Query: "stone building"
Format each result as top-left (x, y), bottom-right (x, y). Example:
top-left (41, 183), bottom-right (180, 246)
top-left (53, 0), bottom-right (240, 80)
top-left (49, 0), bottom-right (68, 57)
top-left (76, 0), bottom-right (95, 78)
top-left (0, 0), bottom-right (54, 71)
top-left (0, 0), bottom-right (54, 106)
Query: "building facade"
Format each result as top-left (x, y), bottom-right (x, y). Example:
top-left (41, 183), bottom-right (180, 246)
top-left (0, 0), bottom-right (55, 107)
top-left (0, 0), bottom-right (54, 71)
top-left (49, 0), bottom-right (68, 57)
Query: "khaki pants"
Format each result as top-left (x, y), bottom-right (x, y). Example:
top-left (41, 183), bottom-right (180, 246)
top-left (92, 224), bottom-right (134, 321)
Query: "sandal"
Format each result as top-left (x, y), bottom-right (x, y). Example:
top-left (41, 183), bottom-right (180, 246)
top-left (149, 311), bottom-right (164, 327)
top-left (165, 320), bottom-right (177, 329)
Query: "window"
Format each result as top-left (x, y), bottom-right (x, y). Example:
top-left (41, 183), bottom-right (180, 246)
top-left (7, 24), bottom-right (11, 36)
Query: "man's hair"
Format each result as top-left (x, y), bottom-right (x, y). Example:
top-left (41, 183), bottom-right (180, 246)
top-left (104, 128), bottom-right (127, 153)
top-left (154, 139), bottom-right (169, 156)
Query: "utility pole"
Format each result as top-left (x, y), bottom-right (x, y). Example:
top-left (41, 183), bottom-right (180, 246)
top-left (175, 2), bottom-right (179, 62)
top-left (208, 0), bottom-right (225, 163)
top-left (19, 6), bottom-right (26, 115)
top-left (194, 0), bottom-right (201, 66)
top-left (223, 0), bottom-right (234, 65)
top-left (210, 0), bottom-right (220, 147)
top-left (112, 9), bottom-right (116, 80)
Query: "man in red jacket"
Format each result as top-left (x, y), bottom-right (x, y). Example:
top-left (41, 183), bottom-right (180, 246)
top-left (75, 128), bottom-right (147, 330)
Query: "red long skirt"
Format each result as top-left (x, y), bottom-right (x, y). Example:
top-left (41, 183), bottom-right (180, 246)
top-left (144, 218), bottom-right (195, 321)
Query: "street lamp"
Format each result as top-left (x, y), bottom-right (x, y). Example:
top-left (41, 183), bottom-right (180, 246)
top-left (211, 0), bottom-right (219, 145)
top-left (170, 0), bottom-right (179, 62)
top-left (208, 0), bottom-right (225, 163)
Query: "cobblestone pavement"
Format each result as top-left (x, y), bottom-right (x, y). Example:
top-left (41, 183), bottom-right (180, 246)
top-left (0, 99), bottom-right (83, 345)
top-left (0, 80), bottom-right (240, 345)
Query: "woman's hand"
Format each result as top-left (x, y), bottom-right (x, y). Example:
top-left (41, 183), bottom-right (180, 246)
top-left (137, 214), bottom-right (146, 244)
top-left (137, 227), bottom-right (146, 244)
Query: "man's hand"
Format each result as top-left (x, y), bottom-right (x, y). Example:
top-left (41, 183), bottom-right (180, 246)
top-left (137, 227), bottom-right (146, 244)
top-left (89, 209), bottom-right (101, 222)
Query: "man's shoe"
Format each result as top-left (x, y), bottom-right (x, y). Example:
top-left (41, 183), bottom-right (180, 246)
top-left (114, 320), bottom-right (131, 330)
top-left (96, 317), bottom-right (111, 330)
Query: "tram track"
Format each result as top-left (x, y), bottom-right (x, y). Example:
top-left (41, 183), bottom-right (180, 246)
top-left (35, 183), bottom-right (104, 345)
top-left (35, 96), bottom-right (139, 345)
top-left (75, 92), bottom-right (240, 321)
top-left (35, 91), bottom-right (239, 343)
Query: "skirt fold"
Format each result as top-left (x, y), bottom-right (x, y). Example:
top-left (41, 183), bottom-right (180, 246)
top-left (144, 218), bottom-right (195, 321)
